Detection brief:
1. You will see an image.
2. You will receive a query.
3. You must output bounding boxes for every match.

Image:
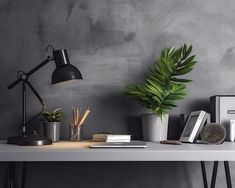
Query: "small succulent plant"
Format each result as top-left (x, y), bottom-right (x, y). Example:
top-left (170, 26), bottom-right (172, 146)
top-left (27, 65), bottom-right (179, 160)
top-left (41, 108), bottom-right (64, 122)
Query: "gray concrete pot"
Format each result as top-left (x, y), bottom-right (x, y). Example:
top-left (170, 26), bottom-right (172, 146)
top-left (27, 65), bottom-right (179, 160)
top-left (44, 122), bottom-right (61, 142)
top-left (141, 114), bottom-right (169, 141)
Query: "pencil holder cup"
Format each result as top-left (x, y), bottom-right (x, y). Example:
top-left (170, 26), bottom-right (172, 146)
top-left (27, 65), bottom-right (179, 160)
top-left (70, 124), bottom-right (82, 141)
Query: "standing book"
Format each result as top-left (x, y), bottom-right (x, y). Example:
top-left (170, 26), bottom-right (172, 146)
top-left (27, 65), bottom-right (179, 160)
top-left (180, 111), bottom-right (209, 143)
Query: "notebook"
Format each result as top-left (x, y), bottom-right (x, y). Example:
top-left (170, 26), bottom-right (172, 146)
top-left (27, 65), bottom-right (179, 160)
top-left (92, 134), bottom-right (131, 142)
top-left (89, 141), bottom-right (147, 148)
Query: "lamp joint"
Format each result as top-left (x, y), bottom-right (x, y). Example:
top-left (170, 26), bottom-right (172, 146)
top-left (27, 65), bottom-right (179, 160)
top-left (17, 71), bottom-right (28, 81)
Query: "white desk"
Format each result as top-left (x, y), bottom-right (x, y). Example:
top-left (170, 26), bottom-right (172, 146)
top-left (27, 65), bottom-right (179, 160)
top-left (0, 140), bottom-right (235, 161)
top-left (1, 140), bottom-right (234, 188)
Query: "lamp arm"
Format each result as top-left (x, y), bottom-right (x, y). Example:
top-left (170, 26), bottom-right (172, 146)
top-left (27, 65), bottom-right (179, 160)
top-left (8, 57), bottom-right (53, 90)
top-left (24, 80), bottom-right (45, 107)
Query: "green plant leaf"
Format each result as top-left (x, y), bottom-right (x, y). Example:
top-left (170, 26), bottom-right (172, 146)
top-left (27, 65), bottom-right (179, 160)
top-left (172, 47), bottom-right (182, 65)
top-left (179, 56), bottom-right (196, 67)
top-left (145, 84), bottom-right (163, 98)
top-left (149, 74), bottom-right (165, 85)
top-left (165, 94), bottom-right (185, 100)
top-left (173, 67), bottom-right (193, 76)
top-left (185, 45), bottom-right (192, 57)
top-left (182, 44), bottom-right (187, 58)
top-left (171, 77), bottom-right (192, 83)
top-left (146, 79), bottom-right (164, 93)
top-left (53, 108), bottom-right (62, 113)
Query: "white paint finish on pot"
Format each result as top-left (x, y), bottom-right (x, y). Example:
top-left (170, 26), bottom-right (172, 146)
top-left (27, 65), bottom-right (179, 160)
top-left (141, 114), bottom-right (169, 141)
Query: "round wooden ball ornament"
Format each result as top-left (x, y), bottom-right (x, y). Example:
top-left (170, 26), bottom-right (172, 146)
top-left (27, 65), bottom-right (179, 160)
top-left (200, 123), bottom-right (226, 144)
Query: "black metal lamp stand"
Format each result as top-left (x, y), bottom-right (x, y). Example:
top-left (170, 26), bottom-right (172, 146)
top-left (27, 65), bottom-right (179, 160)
top-left (7, 59), bottom-right (53, 146)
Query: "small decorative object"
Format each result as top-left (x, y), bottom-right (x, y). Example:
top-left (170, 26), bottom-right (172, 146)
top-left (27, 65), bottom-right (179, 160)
top-left (124, 44), bottom-right (197, 141)
top-left (200, 123), bottom-right (226, 144)
top-left (179, 111), bottom-right (209, 143)
top-left (41, 108), bottom-right (64, 142)
top-left (70, 107), bottom-right (91, 141)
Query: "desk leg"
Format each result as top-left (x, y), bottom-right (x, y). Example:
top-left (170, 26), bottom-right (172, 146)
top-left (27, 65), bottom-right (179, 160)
top-left (224, 161), bottom-right (232, 188)
top-left (8, 162), bottom-right (15, 188)
top-left (201, 161), bottom-right (232, 188)
top-left (211, 161), bottom-right (218, 188)
top-left (21, 162), bottom-right (27, 188)
top-left (201, 161), bottom-right (208, 188)
top-left (8, 162), bottom-right (28, 188)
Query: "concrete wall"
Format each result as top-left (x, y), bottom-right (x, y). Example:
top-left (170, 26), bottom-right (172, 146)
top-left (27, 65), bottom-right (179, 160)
top-left (0, 0), bottom-right (235, 187)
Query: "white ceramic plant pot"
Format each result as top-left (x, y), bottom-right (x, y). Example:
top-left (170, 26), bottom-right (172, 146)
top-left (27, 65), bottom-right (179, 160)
top-left (141, 114), bottom-right (169, 141)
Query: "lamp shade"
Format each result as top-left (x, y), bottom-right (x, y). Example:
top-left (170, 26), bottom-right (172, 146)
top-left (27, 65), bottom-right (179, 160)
top-left (51, 49), bottom-right (82, 84)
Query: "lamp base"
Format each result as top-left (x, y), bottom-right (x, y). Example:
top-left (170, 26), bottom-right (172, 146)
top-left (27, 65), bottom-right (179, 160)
top-left (7, 136), bottom-right (22, 145)
top-left (7, 134), bottom-right (52, 146)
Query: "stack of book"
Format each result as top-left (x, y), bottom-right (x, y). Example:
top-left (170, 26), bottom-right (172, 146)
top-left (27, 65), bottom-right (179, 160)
top-left (92, 134), bottom-right (131, 142)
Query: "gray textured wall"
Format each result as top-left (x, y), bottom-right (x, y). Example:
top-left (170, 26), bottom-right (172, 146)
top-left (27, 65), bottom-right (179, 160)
top-left (0, 0), bottom-right (235, 187)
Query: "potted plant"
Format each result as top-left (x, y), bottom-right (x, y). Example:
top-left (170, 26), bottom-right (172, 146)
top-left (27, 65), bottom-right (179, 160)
top-left (124, 44), bottom-right (197, 141)
top-left (41, 108), bottom-right (64, 142)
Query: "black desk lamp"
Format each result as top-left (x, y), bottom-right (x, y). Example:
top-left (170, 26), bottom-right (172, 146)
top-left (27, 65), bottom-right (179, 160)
top-left (7, 45), bottom-right (82, 146)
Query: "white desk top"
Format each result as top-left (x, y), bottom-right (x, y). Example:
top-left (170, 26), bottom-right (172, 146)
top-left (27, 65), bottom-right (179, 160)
top-left (0, 140), bottom-right (235, 161)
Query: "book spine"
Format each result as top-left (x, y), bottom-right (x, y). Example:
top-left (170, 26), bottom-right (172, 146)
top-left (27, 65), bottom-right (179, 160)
top-left (210, 96), bottom-right (219, 123)
top-left (188, 111), bottom-right (207, 143)
top-left (192, 113), bottom-right (208, 143)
